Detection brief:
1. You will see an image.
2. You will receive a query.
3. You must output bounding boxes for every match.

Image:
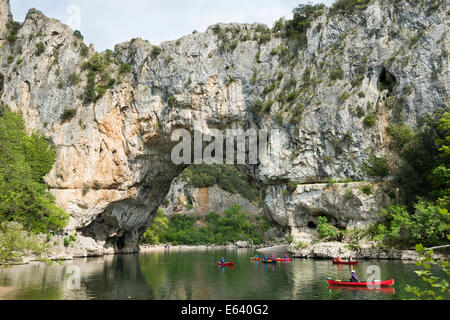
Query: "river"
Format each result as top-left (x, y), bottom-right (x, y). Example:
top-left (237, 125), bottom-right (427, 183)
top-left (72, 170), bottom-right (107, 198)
top-left (0, 248), bottom-right (447, 300)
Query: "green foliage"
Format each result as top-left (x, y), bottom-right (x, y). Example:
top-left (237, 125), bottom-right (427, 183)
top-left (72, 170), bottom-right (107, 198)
top-left (361, 185), bottom-right (373, 195)
top-left (0, 108), bottom-right (69, 234)
top-left (356, 105), bottom-right (365, 118)
top-left (80, 43), bottom-right (89, 57)
top-left (330, 68), bottom-right (344, 81)
top-left (151, 205), bottom-right (274, 246)
top-left (36, 42), bottom-right (46, 56)
top-left (61, 108), bottom-right (77, 122)
top-left (330, 0), bottom-right (371, 15)
top-left (388, 111), bottom-right (448, 205)
top-left (167, 96), bottom-right (177, 108)
top-left (151, 46), bottom-right (162, 59)
top-left (283, 4), bottom-right (325, 47)
top-left (0, 222), bottom-right (49, 266)
top-left (344, 189), bottom-right (354, 200)
top-left (73, 30), bottom-right (83, 41)
top-left (68, 73), bottom-right (80, 86)
top-left (317, 216), bottom-right (341, 241)
top-left (363, 113), bottom-right (376, 127)
top-left (142, 209), bottom-right (169, 245)
top-left (369, 203), bottom-right (449, 248)
top-left (82, 185), bottom-right (90, 196)
top-left (63, 234), bottom-right (76, 247)
top-left (6, 20), bottom-right (21, 44)
top-left (119, 63), bottom-right (131, 74)
top-left (405, 245), bottom-right (450, 300)
top-left (363, 156), bottom-right (389, 178)
top-left (81, 54), bottom-right (116, 104)
top-left (178, 165), bottom-right (260, 203)
top-left (286, 182), bottom-right (298, 194)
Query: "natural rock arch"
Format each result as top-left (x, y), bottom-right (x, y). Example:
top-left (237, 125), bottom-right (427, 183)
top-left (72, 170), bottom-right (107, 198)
top-left (0, 1), bottom-right (446, 253)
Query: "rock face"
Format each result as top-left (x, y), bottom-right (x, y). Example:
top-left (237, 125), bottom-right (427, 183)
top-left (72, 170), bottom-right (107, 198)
top-left (0, 0), bottom-right (448, 252)
top-left (0, 0), bottom-right (11, 39)
top-left (162, 179), bottom-right (262, 217)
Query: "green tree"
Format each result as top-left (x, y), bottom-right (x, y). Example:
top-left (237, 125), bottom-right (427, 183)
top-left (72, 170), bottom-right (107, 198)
top-left (405, 244), bottom-right (450, 300)
top-left (142, 209), bottom-right (169, 245)
top-left (0, 107), bottom-right (69, 233)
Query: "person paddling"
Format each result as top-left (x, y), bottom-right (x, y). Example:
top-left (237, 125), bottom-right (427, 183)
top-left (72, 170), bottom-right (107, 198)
top-left (220, 257), bottom-right (226, 264)
top-left (350, 270), bottom-right (359, 283)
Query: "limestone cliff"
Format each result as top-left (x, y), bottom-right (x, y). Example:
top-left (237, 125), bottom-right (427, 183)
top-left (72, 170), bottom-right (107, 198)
top-left (0, 0), bottom-right (448, 252)
top-left (162, 180), bottom-right (262, 217)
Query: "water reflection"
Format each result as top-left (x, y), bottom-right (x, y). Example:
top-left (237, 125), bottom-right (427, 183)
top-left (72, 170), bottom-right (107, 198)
top-left (0, 250), bottom-right (446, 300)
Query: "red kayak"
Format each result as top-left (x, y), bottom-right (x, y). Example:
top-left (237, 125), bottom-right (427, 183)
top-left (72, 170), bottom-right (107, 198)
top-left (250, 258), bottom-right (261, 261)
top-left (217, 261), bottom-right (234, 266)
top-left (275, 258), bottom-right (292, 262)
top-left (332, 259), bottom-right (358, 265)
top-left (327, 279), bottom-right (394, 287)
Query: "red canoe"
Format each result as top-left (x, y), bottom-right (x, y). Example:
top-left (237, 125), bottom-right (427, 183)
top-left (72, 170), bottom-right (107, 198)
top-left (275, 258), bottom-right (292, 262)
top-left (332, 259), bottom-right (358, 265)
top-left (327, 279), bottom-right (394, 287)
top-left (217, 262), bottom-right (234, 266)
top-left (250, 258), bottom-right (261, 261)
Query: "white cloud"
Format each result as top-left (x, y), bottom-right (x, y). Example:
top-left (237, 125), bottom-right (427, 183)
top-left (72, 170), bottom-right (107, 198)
top-left (10, 0), bottom-right (334, 51)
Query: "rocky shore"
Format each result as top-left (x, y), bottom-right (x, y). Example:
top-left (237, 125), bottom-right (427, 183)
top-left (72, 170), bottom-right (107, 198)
top-left (17, 234), bottom-right (115, 265)
top-left (288, 241), bottom-right (449, 261)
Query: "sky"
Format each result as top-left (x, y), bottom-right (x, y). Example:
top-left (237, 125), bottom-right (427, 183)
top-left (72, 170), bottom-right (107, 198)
top-left (10, 0), bottom-right (334, 52)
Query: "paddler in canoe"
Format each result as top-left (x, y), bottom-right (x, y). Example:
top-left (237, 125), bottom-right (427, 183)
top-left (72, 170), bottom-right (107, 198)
top-left (350, 270), bottom-right (359, 283)
top-left (220, 257), bottom-right (226, 264)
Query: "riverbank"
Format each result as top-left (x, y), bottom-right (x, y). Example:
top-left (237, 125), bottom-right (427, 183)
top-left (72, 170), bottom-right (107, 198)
top-left (7, 235), bottom-right (448, 268)
top-left (140, 242), bottom-right (449, 261)
top-left (140, 242), bottom-right (267, 252)
top-left (288, 241), bottom-right (449, 261)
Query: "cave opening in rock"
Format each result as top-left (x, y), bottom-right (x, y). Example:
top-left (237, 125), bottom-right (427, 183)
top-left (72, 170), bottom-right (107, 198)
top-left (0, 73), bottom-right (4, 95)
top-left (378, 67), bottom-right (397, 94)
top-left (307, 221), bottom-right (317, 229)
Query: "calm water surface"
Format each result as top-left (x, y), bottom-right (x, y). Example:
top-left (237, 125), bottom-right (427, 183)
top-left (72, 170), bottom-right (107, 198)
top-left (0, 249), bottom-right (448, 300)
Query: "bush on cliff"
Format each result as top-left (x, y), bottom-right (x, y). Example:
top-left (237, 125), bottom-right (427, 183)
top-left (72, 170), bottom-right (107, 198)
top-left (317, 216), bottom-right (342, 241)
top-left (0, 107), bottom-right (69, 234)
